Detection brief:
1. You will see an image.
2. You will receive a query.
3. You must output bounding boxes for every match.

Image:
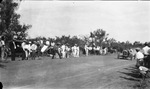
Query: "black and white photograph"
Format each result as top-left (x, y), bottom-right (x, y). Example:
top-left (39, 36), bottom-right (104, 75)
top-left (0, 0), bottom-right (150, 89)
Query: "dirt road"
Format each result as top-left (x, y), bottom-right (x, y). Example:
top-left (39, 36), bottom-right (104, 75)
top-left (0, 54), bottom-right (148, 89)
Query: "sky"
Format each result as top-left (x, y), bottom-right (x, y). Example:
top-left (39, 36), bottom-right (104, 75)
top-left (16, 1), bottom-right (150, 43)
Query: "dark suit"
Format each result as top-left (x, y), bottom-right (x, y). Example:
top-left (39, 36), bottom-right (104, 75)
top-left (51, 45), bottom-right (62, 59)
top-left (9, 41), bottom-right (16, 61)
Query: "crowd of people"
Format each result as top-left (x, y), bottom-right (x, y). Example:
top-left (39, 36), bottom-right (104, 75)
top-left (2, 35), bottom-right (150, 70)
top-left (0, 36), bottom-right (112, 62)
top-left (135, 42), bottom-right (150, 68)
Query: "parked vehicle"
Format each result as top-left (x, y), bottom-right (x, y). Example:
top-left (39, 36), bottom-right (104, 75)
top-left (117, 50), bottom-right (130, 59)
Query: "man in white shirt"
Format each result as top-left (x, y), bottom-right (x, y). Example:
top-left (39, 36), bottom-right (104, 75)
top-left (142, 42), bottom-right (150, 67)
top-left (72, 44), bottom-right (77, 57)
top-left (76, 44), bottom-right (80, 57)
top-left (22, 41), bottom-right (30, 60)
top-left (61, 44), bottom-right (66, 58)
top-left (103, 47), bottom-right (107, 55)
top-left (142, 42), bottom-right (150, 56)
top-left (135, 48), bottom-right (144, 67)
top-left (84, 44), bottom-right (89, 56)
top-left (31, 41), bottom-right (37, 60)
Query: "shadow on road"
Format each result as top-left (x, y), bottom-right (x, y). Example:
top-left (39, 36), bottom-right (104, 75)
top-left (119, 66), bottom-right (141, 81)
top-left (118, 66), bottom-right (150, 89)
top-left (118, 66), bottom-right (143, 89)
top-left (114, 57), bottom-right (131, 61)
top-left (118, 67), bottom-right (141, 79)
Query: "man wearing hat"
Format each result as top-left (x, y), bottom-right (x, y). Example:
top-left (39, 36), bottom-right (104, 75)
top-left (135, 48), bottom-right (144, 67)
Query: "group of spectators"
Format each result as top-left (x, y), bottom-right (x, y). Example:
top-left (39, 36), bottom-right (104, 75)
top-left (19, 40), bottom-right (109, 60)
top-left (0, 35), bottom-right (112, 62)
top-left (84, 44), bottom-right (108, 56)
top-left (3, 36), bottom-right (150, 70)
top-left (135, 42), bottom-right (150, 68)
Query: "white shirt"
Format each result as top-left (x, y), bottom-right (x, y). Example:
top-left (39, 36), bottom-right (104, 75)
top-left (142, 46), bottom-right (150, 55)
top-left (139, 66), bottom-right (149, 74)
top-left (61, 45), bottom-right (66, 52)
top-left (21, 42), bottom-right (26, 50)
top-left (51, 42), bottom-right (55, 46)
top-left (96, 46), bottom-right (100, 50)
top-left (72, 46), bottom-right (77, 52)
top-left (26, 44), bottom-right (31, 52)
top-left (1, 40), bottom-right (5, 46)
top-left (135, 51), bottom-right (144, 59)
top-left (76, 46), bottom-right (79, 51)
top-left (88, 47), bottom-right (92, 50)
top-left (31, 44), bottom-right (37, 51)
top-left (66, 46), bottom-right (70, 51)
top-left (46, 41), bottom-right (50, 45)
top-left (84, 45), bottom-right (88, 50)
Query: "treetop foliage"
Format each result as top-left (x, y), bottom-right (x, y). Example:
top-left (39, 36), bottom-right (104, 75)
top-left (0, 0), bottom-right (32, 42)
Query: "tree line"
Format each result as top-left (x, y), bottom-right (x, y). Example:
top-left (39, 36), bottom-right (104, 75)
top-left (0, 0), bottom-right (146, 51)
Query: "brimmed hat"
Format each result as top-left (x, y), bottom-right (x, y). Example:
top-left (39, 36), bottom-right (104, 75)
top-left (135, 48), bottom-right (140, 51)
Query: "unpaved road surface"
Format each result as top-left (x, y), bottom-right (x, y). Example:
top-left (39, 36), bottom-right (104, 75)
top-left (0, 54), bottom-right (149, 89)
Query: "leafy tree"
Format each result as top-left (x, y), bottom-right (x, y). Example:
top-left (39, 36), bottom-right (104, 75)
top-left (91, 29), bottom-right (109, 46)
top-left (0, 0), bottom-right (31, 43)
